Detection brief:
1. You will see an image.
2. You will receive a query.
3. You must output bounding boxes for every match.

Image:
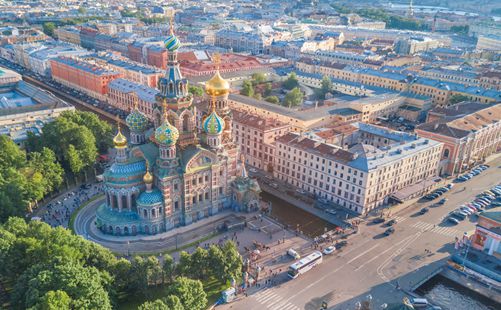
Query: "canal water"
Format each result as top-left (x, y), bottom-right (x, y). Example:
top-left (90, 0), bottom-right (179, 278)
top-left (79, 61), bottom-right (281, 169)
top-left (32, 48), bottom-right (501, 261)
top-left (416, 274), bottom-right (500, 310)
top-left (260, 192), bottom-right (336, 237)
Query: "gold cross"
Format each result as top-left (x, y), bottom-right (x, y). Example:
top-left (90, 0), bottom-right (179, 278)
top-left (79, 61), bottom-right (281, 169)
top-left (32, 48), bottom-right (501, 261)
top-left (116, 114), bottom-right (121, 130)
top-left (213, 53), bottom-right (221, 71)
top-left (169, 11), bottom-right (175, 35)
top-left (133, 93), bottom-right (139, 110)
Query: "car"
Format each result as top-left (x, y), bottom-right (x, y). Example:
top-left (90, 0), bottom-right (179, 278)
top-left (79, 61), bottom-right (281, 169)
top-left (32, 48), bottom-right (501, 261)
top-left (437, 198), bottom-right (447, 205)
top-left (475, 200), bottom-right (489, 206)
top-left (386, 219), bottom-right (397, 226)
top-left (491, 201), bottom-right (501, 207)
top-left (270, 183), bottom-right (278, 189)
top-left (323, 246), bottom-right (336, 255)
top-left (446, 183), bottom-right (454, 189)
top-left (419, 207), bottom-right (429, 215)
top-left (411, 298), bottom-right (429, 308)
top-left (249, 168), bottom-right (257, 173)
top-left (384, 227), bottom-right (395, 236)
top-left (459, 207), bottom-right (473, 215)
top-left (325, 209), bottom-right (337, 215)
top-left (477, 198), bottom-right (491, 205)
top-left (451, 211), bottom-right (467, 220)
top-left (447, 217), bottom-right (460, 225)
top-left (372, 217), bottom-right (385, 224)
top-left (295, 188), bottom-right (306, 194)
top-left (287, 248), bottom-right (301, 260)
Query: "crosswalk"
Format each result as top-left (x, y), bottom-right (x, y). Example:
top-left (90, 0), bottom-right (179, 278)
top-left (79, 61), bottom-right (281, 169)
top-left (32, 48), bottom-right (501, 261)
top-left (253, 289), bottom-right (300, 310)
top-left (411, 221), bottom-right (461, 237)
top-left (392, 216), bottom-right (407, 223)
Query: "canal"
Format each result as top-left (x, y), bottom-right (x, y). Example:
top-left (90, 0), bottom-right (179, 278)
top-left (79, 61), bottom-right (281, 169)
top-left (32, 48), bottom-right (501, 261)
top-left (416, 274), bottom-right (500, 310)
top-left (260, 191), bottom-right (336, 238)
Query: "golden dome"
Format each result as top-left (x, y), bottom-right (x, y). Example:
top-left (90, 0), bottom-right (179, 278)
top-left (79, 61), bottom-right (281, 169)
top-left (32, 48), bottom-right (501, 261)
top-left (205, 71), bottom-right (230, 97)
top-left (143, 170), bottom-right (153, 184)
top-left (113, 126), bottom-right (127, 148)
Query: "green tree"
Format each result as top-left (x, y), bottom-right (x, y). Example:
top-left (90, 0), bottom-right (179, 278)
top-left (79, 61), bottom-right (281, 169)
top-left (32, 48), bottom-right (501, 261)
top-left (253, 93), bottom-right (262, 100)
top-left (0, 169), bottom-right (29, 222)
top-left (449, 94), bottom-right (469, 104)
top-left (163, 295), bottom-right (184, 310)
top-left (31, 290), bottom-right (72, 310)
top-left (263, 82), bottom-right (273, 97)
top-left (207, 245), bottom-right (225, 280)
top-left (168, 277), bottom-right (207, 310)
top-left (60, 111), bottom-right (113, 153)
top-left (265, 96), bottom-right (280, 104)
top-left (240, 80), bottom-right (254, 97)
top-left (42, 22), bottom-right (56, 37)
top-left (188, 85), bottom-right (204, 97)
top-left (138, 299), bottom-right (169, 310)
top-left (0, 135), bottom-right (26, 171)
top-left (162, 254), bottom-right (175, 284)
top-left (190, 247), bottom-right (209, 280)
top-left (251, 72), bottom-right (266, 85)
top-left (78, 7), bottom-right (86, 14)
top-left (176, 251), bottom-right (193, 278)
top-left (221, 241), bottom-right (243, 282)
top-left (319, 75), bottom-right (333, 99)
top-left (283, 72), bottom-right (299, 90)
top-left (28, 147), bottom-right (64, 194)
top-left (284, 87), bottom-right (304, 108)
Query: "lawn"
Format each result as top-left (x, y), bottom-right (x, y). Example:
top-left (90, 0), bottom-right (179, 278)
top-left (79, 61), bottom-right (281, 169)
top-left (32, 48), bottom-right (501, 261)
top-left (117, 277), bottom-right (230, 310)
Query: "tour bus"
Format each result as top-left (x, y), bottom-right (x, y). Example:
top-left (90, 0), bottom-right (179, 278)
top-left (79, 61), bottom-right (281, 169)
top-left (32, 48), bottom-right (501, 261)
top-left (287, 251), bottom-right (323, 279)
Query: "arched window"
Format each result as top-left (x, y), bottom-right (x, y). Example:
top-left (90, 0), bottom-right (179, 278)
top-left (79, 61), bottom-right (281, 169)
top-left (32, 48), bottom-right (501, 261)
top-left (152, 208), bottom-right (156, 218)
top-left (443, 149), bottom-right (450, 158)
top-left (183, 114), bottom-right (189, 132)
top-left (143, 209), bottom-right (147, 218)
top-left (169, 82), bottom-right (174, 94)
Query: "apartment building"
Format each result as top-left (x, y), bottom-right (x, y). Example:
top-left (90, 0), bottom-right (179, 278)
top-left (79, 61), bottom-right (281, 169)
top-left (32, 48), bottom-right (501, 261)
top-left (50, 57), bottom-right (122, 100)
top-left (107, 78), bottom-right (158, 117)
top-left (416, 103), bottom-right (501, 176)
top-left (274, 123), bottom-right (443, 214)
top-left (232, 110), bottom-right (290, 172)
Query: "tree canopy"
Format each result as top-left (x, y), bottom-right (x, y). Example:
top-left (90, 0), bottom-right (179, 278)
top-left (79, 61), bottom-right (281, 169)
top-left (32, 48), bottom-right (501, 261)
top-left (265, 96), bottom-right (280, 104)
top-left (284, 87), bottom-right (304, 108)
top-left (188, 85), bottom-right (204, 97)
top-left (283, 72), bottom-right (299, 90)
top-left (42, 22), bottom-right (56, 37)
top-left (240, 80), bottom-right (254, 97)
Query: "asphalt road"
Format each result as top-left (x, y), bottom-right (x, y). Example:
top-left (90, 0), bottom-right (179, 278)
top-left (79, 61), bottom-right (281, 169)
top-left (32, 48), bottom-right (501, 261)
top-left (220, 155), bottom-right (501, 310)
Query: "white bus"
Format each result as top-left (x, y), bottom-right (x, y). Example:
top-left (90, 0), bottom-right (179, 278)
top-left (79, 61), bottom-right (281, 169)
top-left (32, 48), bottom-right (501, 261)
top-left (287, 251), bottom-right (323, 279)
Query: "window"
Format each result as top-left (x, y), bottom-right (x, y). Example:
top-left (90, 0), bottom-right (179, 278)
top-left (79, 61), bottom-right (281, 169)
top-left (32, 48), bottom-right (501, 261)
top-left (443, 149), bottom-right (450, 158)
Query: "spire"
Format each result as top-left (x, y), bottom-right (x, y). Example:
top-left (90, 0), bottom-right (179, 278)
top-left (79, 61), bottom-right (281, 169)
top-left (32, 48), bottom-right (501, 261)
top-left (113, 115), bottom-right (127, 148)
top-left (240, 154), bottom-right (248, 178)
top-left (143, 160), bottom-right (153, 189)
top-left (407, 0), bottom-right (414, 17)
top-left (169, 11), bottom-right (175, 35)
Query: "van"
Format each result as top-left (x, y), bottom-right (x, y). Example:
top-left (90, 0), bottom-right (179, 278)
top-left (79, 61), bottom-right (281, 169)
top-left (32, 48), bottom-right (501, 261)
top-left (287, 248), bottom-right (300, 260)
top-left (411, 298), bottom-right (429, 308)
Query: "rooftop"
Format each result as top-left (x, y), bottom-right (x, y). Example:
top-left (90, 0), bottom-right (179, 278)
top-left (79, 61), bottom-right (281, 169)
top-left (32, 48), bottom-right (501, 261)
top-left (51, 57), bottom-right (120, 76)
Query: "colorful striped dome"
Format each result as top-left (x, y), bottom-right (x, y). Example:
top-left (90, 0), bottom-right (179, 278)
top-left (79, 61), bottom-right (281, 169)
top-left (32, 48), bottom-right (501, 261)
top-left (155, 119), bottom-right (179, 146)
top-left (203, 111), bottom-right (225, 135)
top-left (164, 34), bottom-right (181, 52)
top-left (126, 108), bottom-right (148, 132)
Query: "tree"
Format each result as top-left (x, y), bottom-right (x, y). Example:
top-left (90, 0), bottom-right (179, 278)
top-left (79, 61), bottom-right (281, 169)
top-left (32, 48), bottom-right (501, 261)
top-left (176, 251), bottom-right (193, 278)
top-left (31, 290), bottom-right (72, 310)
top-left (129, 256), bottom-right (162, 296)
top-left (168, 277), bottom-right (207, 310)
top-left (263, 82), bottom-right (273, 97)
top-left (0, 135), bottom-right (26, 171)
top-left (449, 94), bottom-right (469, 104)
top-left (138, 300), bottom-right (169, 310)
top-left (207, 245), bottom-right (225, 280)
top-left (42, 22), bottom-right (56, 37)
top-left (78, 7), bottom-right (86, 14)
top-left (240, 80), bottom-right (254, 97)
top-left (163, 295), bottom-right (184, 310)
top-left (60, 111), bottom-right (113, 153)
top-left (221, 241), bottom-right (243, 282)
top-left (284, 87), bottom-right (304, 108)
top-left (253, 93), bottom-right (262, 100)
top-left (265, 96), bottom-right (280, 104)
top-left (162, 254), bottom-right (175, 284)
top-left (188, 85), bottom-right (204, 97)
top-left (28, 148), bottom-right (64, 194)
top-left (251, 72), bottom-right (266, 85)
top-left (190, 247), bottom-right (209, 280)
top-left (283, 72), bottom-right (299, 90)
top-left (319, 75), bottom-right (333, 99)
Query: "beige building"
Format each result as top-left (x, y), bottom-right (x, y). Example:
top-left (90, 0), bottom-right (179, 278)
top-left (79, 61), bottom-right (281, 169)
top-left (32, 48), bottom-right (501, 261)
top-left (274, 123), bottom-right (443, 214)
top-left (0, 67), bottom-right (22, 85)
top-left (232, 110), bottom-right (290, 172)
top-left (476, 35), bottom-right (501, 51)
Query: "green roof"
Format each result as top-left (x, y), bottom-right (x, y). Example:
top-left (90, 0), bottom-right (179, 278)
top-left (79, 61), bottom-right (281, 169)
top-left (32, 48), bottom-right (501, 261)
top-left (480, 207), bottom-right (501, 224)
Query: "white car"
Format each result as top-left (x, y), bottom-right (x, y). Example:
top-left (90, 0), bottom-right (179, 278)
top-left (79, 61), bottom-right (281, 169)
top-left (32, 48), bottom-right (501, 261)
top-left (323, 246), bottom-right (336, 255)
top-left (249, 168), bottom-right (257, 173)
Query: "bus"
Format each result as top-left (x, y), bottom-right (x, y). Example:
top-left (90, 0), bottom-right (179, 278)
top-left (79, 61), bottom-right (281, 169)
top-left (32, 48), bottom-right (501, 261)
top-left (287, 251), bottom-right (323, 279)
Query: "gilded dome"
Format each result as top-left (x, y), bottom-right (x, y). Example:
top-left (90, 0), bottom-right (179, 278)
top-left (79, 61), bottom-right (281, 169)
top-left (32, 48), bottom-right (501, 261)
top-left (203, 110), bottom-right (225, 135)
top-left (205, 71), bottom-right (230, 97)
top-left (164, 34), bottom-right (181, 52)
top-left (143, 169), bottom-right (153, 184)
top-left (155, 119), bottom-right (179, 146)
top-left (126, 108), bottom-right (149, 132)
top-left (113, 126), bottom-right (127, 148)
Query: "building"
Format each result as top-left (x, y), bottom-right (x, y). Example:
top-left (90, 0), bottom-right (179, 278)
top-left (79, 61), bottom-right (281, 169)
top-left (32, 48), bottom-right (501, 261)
top-left (96, 30), bottom-right (260, 235)
top-left (415, 103), bottom-right (501, 176)
top-left (476, 34), bottom-right (501, 51)
top-left (0, 67), bottom-right (21, 85)
top-left (50, 57), bottom-right (122, 100)
top-left (55, 26), bottom-right (81, 45)
top-left (0, 80), bottom-right (74, 146)
top-left (107, 78), bottom-right (158, 115)
top-left (472, 207), bottom-right (501, 257)
top-left (215, 29), bottom-right (267, 55)
top-left (97, 56), bottom-right (163, 88)
top-left (273, 123), bottom-right (443, 214)
top-left (394, 37), bottom-right (441, 55)
top-left (232, 110), bottom-right (290, 172)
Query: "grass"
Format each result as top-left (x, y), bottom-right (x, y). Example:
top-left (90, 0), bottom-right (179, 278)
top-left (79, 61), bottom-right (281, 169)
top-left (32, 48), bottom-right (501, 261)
top-left (68, 194), bottom-right (104, 233)
top-left (116, 277), bottom-right (229, 310)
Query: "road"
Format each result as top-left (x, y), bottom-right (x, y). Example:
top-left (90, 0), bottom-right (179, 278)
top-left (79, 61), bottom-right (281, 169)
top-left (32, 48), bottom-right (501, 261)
top-left (221, 155), bottom-right (501, 310)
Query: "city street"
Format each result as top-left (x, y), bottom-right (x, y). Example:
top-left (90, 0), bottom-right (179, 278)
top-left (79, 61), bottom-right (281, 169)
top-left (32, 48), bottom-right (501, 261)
top-left (220, 155), bottom-right (501, 310)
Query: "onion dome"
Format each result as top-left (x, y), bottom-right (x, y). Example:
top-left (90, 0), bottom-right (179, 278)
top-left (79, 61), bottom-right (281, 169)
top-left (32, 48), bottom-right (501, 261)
top-left (164, 34), bottom-right (181, 52)
top-left (126, 108), bottom-right (148, 132)
top-left (137, 188), bottom-right (163, 205)
top-left (205, 71), bottom-right (230, 97)
top-left (155, 118), bottom-right (179, 146)
top-left (143, 169), bottom-right (153, 184)
top-left (113, 125), bottom-right (127, 148)
top-left (203, 110), bottom-right (225, 135)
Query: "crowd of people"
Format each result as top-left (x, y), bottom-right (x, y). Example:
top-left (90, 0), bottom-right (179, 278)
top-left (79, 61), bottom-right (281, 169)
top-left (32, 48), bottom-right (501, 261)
top-left (38, 183), bottom-right (103, 228)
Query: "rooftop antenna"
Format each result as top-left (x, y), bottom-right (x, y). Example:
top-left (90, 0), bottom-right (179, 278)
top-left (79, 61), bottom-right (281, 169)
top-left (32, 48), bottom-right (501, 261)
top-left (169, 11), bottom-right (175, 35)
top-left (407, 0), bottom-right (414, 18)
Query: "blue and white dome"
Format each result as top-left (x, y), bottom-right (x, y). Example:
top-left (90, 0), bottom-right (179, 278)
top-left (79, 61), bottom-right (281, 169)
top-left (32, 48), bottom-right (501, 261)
top-left (126, 108), bottom-right (149, 132)
top-left (137, 188), bottom-right (163, 205)
top-left (203, 111), bottom-right (225, 135)
top-left (164, 34), bottom-right (181, 52)
top-left (155, 119), bottom-right (179, 146)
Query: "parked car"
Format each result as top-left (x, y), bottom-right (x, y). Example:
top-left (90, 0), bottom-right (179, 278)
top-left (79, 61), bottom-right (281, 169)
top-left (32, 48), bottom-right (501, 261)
top-left (325, 209), bottom-right (337, 215)
top-left (384, 227), bottom-right (395, 236)
top-left (451, 211), bottom-right (467, 220)
top-left (447, 217), bottom-right (460, 225)
top-left (323, 246), bottom-right (336, 255)
top-left (419, 208), bottom-right (429, 215)
top-left (287, 248), bottom-right (300, 260)
top-left (437, 198), bottom-right (447, 205)
top-left (372, 217), bottom-right (385, 224)
top-left (386, 219), bottom-right (397, 226)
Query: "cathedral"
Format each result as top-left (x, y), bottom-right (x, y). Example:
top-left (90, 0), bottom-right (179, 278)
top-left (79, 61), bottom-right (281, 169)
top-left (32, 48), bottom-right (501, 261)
top-left (96, 27), bottom-right (261, 236)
